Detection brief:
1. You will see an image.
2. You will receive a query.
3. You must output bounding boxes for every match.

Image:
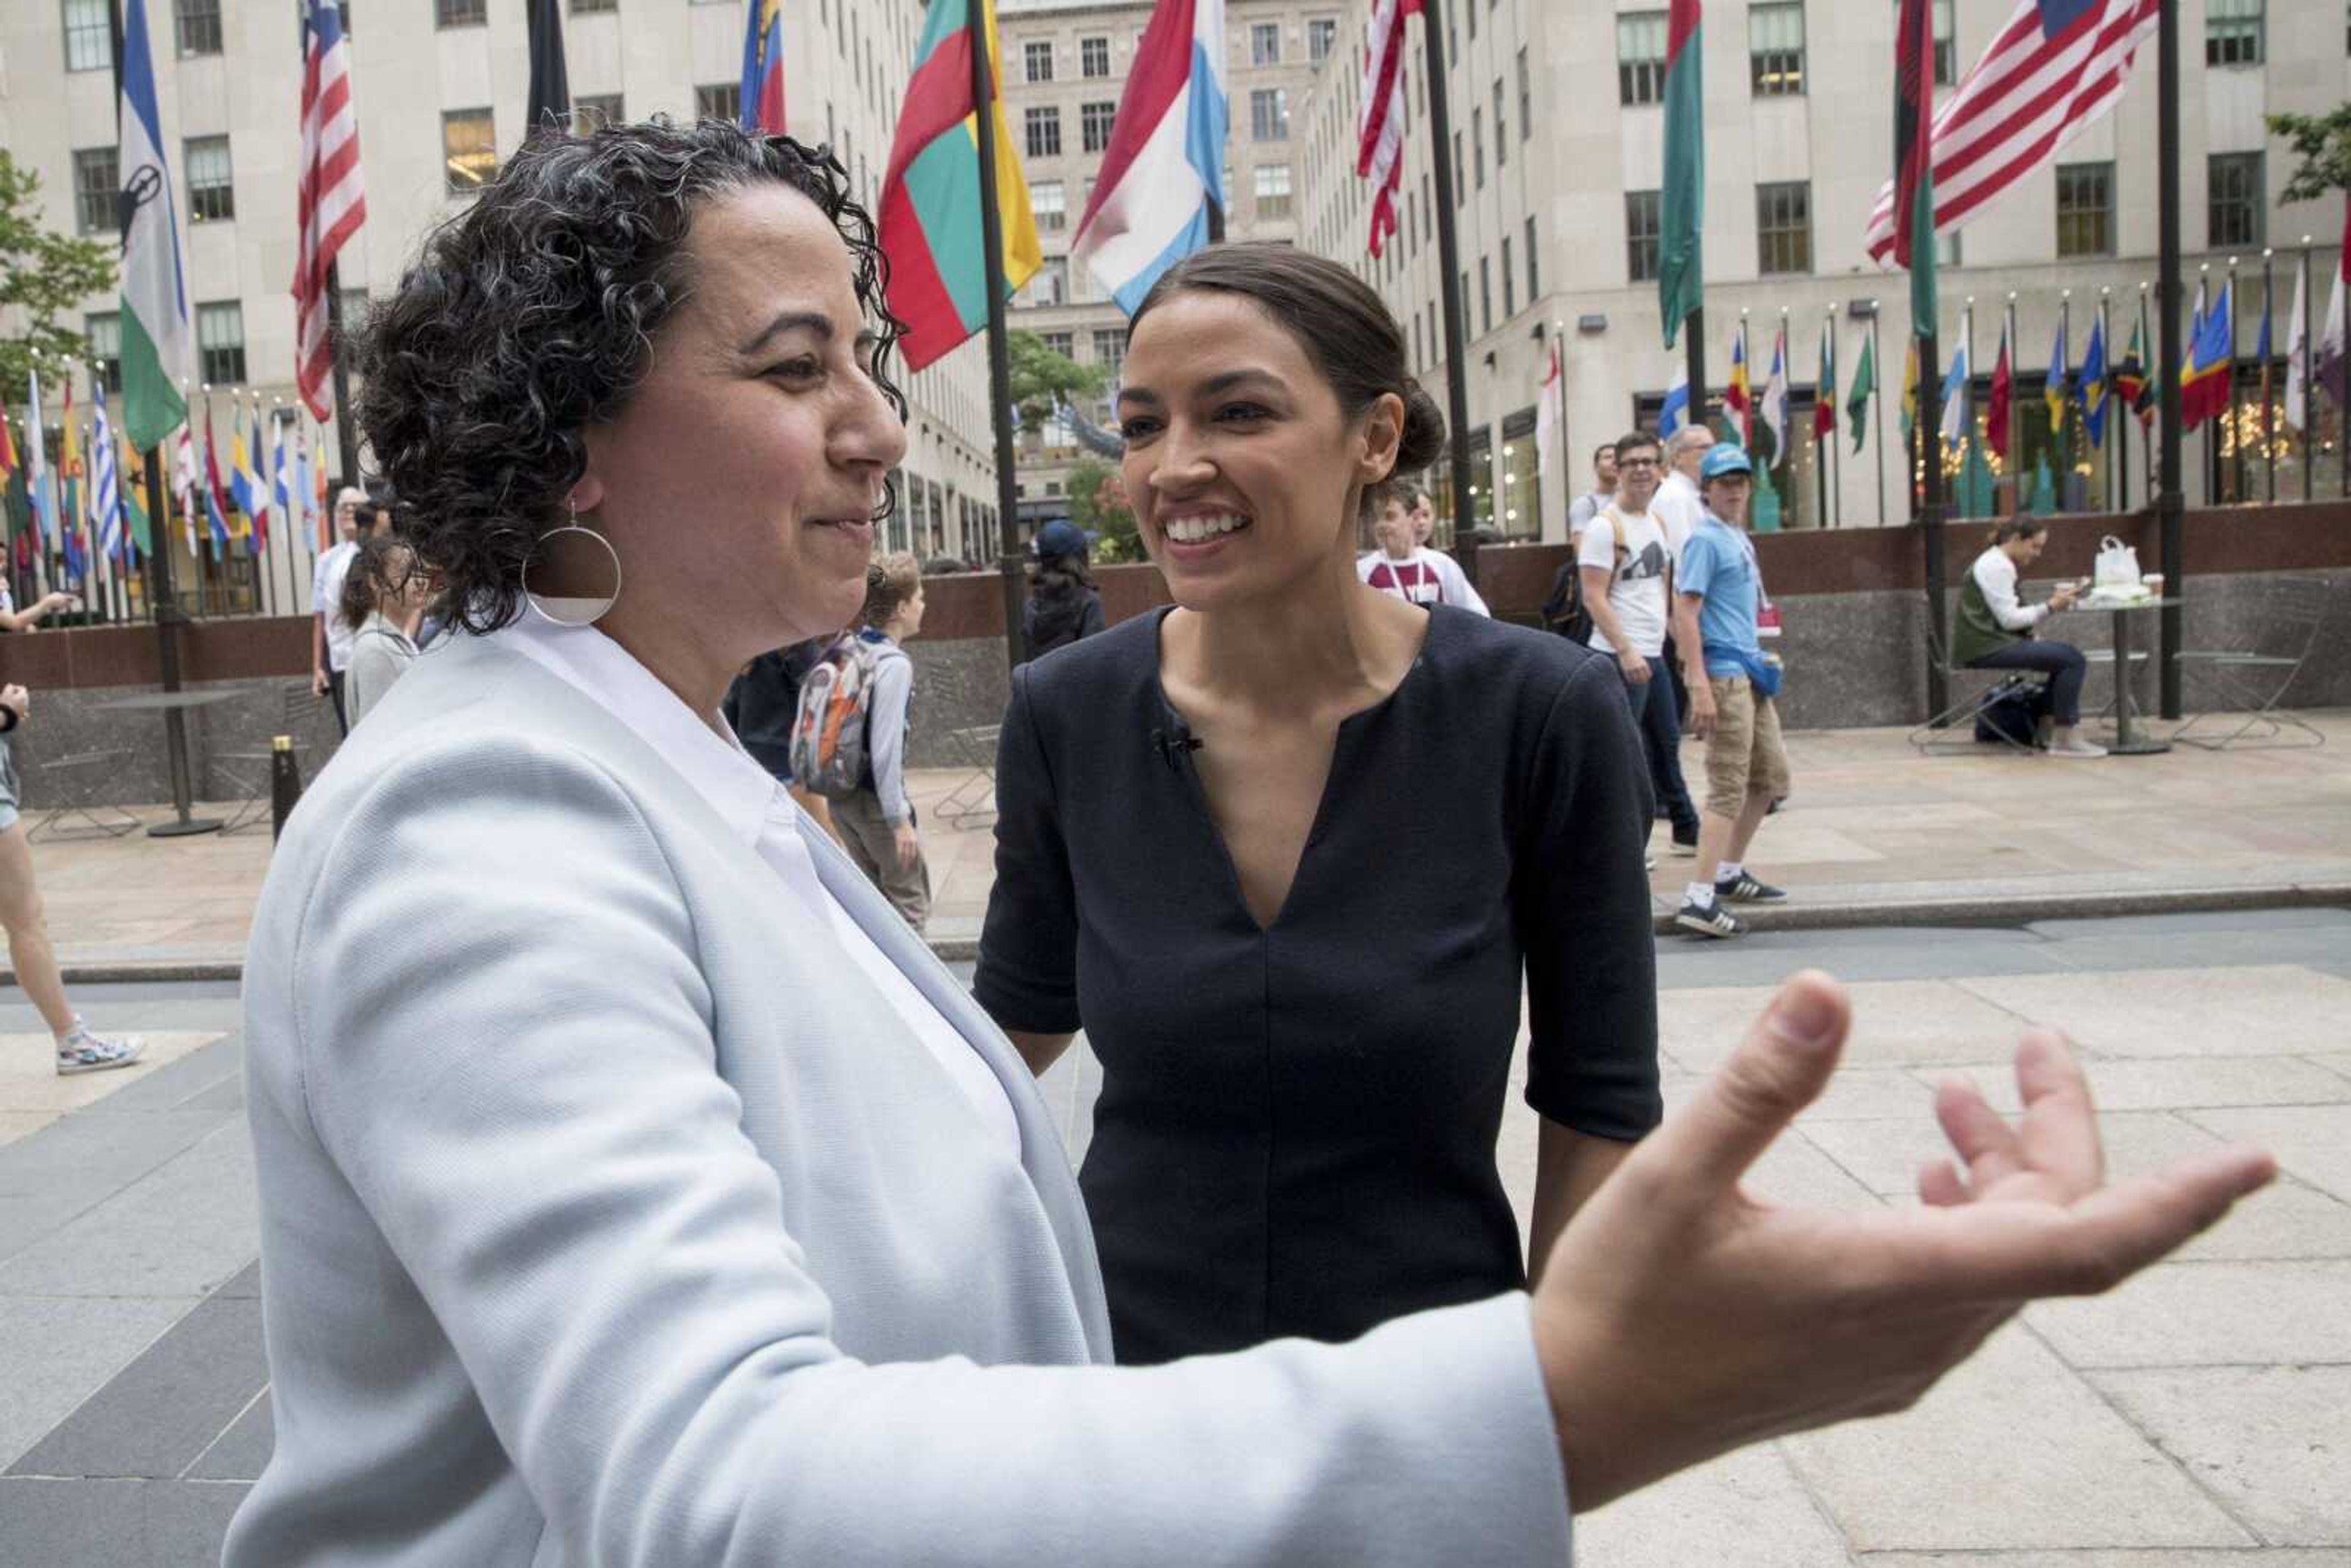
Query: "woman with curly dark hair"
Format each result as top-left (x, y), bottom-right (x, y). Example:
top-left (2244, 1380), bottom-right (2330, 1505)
top-left (222, 118), bottom-right (2271, 1568)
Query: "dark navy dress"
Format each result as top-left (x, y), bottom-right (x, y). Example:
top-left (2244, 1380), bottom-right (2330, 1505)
top-left (974, 606), bottom-right (1662, 1365)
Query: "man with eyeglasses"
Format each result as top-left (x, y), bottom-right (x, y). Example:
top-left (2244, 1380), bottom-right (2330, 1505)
top-left (1577, 430), bottom-right (1700, 857)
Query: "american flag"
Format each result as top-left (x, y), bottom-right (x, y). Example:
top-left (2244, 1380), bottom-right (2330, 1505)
top-left (293, 0), bottom-right (366, 423)
top-left (1865, 0), bottom-right (2156, 264)
top-left (1354, 0), bottom-right (1420, 258)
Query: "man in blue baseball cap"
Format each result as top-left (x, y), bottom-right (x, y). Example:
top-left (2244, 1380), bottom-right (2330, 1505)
top-left (1671, 444), bottom-right (1791, 939)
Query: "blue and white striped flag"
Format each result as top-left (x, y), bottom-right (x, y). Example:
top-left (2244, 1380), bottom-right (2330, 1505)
top-left (91, 380), bottom-right (124, 563)
top-left (272, 411), bottom-right (293, 536)
top-left (1658, 359), bottom-right (1692, 442)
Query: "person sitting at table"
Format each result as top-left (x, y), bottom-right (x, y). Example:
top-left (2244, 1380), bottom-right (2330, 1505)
top-left (1952, 517), bottom-right (2103, 758)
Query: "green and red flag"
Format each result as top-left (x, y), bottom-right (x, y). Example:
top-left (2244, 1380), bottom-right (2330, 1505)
top-left (1892, 0), bottom-right (1936, 339)
top-left (1845, 329), bottom-right (1877, 454)
top-left (877, 0), bottom-right (1041, 372)
top-left (1658, 0), bottom-right (1703, 348)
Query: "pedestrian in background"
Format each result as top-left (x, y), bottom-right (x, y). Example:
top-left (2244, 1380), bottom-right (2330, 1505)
top-left (835, 552), bottom-right (930, 931)
top-left (1023, 519), bottom-right (1105, 660)
top-left (724, 639), bottom-right (839, 835)
top-left (310, 486), bottom-right (367, 732)
top-left (1360, 479), bottom-right (1490, 613)
top-left (1565, 443), bottom-right (1619, 542)
top-left (339, 536), bottom-right (430, 729)
top-left (1675, 445), bottom-right (1792, 939)
top-left (1955, 517), bottom-right (2102, 756)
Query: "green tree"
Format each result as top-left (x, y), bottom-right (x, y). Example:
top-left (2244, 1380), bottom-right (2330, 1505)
top-left (1066, 459), bottom-right (1139, 563)
top-left (0, 149), bottom-right (118, 407)
top-left (2268, 106), bottom-right (2351, 204)
top-left (1007, 328), bottom-right (1104, 434)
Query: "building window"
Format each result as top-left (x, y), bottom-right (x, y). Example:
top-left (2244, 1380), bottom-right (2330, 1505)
top-left (1024, 40), bottom-right (1053, 82)
top-left (443, 109), bottom-right (498, 194)
top-left (197, 301), bottom-right (246, 384)
top-left (2055, 161), bottom-right (2113, 257)
top-left (2208, 152), bottom-right (2263, 249)
top-left (1750, 3), bottom-right (1805, 95)
top-left (570, 0), bottom-right (617, 13)
top-left (1502, 236), bottom-right (1515, 317)
top-left (1454, 132), bottom-right (1465, 201)
top-left (1025, 105), bottom-right (1061, 159)
top-left (1757, 181), bottom-right (1812, 273)
top-left (1933, 0), bottom-right (1957, 86)
top-left (1479, 258), bottom-right (1492, 334)
top-left (1493, 80), bottom-right (1506, 167)
top-left (1093, 327), bottom-right (1127, 385)
top-left (86, 313), bottom-right (122, 396)
top-left (72, 148), bottom-right (118, 236)
top-left (697, 82), bottom-right (741, 122)
top-left (2206, 0), bottom-right (2262, 66)
top-left (1618, 12), bottom-right (1667, 106)
top-left (1029, 257), bottom-right (1067, 307)
top-left (437, 0), bottom-right (486, 24)
top-left (1082, 100), bottom-right (1117, 154)
top-left (1517, 48), bottom-right (1532, 141)
top-left (1625, 189), bottom-right (1662, 283)
top-left (1251, 21), bottom-right (1281, 64)
top-left (1251, 88), bottom-right (1289, 142)
top-left (1032, 179), bottom-right (1066, 232)
top-left (63, 0), bottom-right (112, 71)
top-left (1525, 214), bottom-right (1539, 298)
top-left (1472, 107), bottom-right (1485, 188)
top-left (1253, 163), bottom-right (1293, 220)
top-left (1308, 18), bottom-right (1337, 62)
top-left (175, 0), bottom-right (223, 56)
top-left (1082, 34), bottom-right (1111, 76)
top-left (186, 136), bottom-right (234, 223)
top-left (1041, 330), bottom-right (1073, 359)
top-left (572, 94), bottom-right (623, 134)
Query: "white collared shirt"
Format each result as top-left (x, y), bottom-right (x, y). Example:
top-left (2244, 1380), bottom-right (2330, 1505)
top-left (497, 611), bottom-right (1021, 1157)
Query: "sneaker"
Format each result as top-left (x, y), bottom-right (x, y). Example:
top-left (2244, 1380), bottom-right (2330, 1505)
top-left (1675, 896), bottom-right (1747, 939)
top-left (56, 1032), bottom-right (145, 1076)
top-left (1715, 871), bottom-right (1788, 904)
top-left (1646, 852), bottom-right (1658, 870)
top-left (1670, 825), bottom-right (1700, 857)
top-left (2048, 736), bottom-right (2108, 758)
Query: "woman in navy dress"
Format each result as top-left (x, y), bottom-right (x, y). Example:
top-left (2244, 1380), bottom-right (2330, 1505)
top-left (975, 247), bottom-right (1662, 1364)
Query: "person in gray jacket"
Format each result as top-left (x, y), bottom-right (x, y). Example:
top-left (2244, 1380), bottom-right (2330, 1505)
top-left (834, 550), bottom-right (929, 929)
top-left (221, 119), bottom-right (2273, 1568)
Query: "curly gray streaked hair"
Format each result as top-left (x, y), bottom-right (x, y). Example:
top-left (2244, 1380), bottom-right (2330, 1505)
top-left (356, 119), bottom-right (906, 636)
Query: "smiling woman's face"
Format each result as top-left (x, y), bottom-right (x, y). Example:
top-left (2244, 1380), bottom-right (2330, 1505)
top-left (574, 181), bottom-right (907, 655)
top-left (1116, 290), bottom-right (1400, 612)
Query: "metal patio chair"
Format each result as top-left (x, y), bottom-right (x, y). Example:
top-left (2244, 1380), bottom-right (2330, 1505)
top-left (935, 724), bottom-right (1000, 831)
top-left (1908, 628), bottom-right (2050, 756)
top-left (216, 681), bottom-right (333, 834)
top-left (2170, 575), bottom-right (2331, 752)
top-left (26, 746), bottom-right (143, 841)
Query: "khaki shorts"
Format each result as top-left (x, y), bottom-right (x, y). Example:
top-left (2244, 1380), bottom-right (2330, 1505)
top-left (1703, 676), bottom-right (1792, 822)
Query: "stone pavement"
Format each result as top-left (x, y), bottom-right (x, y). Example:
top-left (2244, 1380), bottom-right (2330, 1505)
top-left (6, 912), bottom-right (2351, 1563)
top-left (9, 710), bottom-right (2351, 984)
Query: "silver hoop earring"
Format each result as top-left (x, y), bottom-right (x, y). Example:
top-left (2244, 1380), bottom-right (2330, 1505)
top-left (523, 511), bottom-right (623, 627)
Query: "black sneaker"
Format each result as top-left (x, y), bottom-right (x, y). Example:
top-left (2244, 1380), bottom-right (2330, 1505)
top-left (1675, 897), bottom-right (1747, 939)
top-left (1670, 825), bottom-right (1699, 857)
top-left (1715, 871), bottom-right (1788, 904)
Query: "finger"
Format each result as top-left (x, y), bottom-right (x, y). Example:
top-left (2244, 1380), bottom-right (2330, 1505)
top-left (2012, 1030), bottom-right (2103, 1198)
top-left (1635, 970), bottom-right (1849, 1207)
top-left (1875, 1144), bottom-right (2276, 1302)
top-left (1918, 1158), bottom-right (1970, 1207)
top-left (1934, 1079), bottom-right (2025, 1190)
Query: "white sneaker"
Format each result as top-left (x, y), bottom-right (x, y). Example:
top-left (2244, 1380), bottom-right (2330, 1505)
top-left (2048, 736), bottom-right (2108, 757)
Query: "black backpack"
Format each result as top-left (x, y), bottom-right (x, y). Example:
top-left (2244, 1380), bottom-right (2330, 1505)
top-left (1540, 558), bottom-right (1592, 645)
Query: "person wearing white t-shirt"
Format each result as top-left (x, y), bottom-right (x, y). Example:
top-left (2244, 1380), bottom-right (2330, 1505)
top-left (1359, 486), bottom-right (1491, 615)
top-left (1651, 427), bottom-right (1710, 558)
top-left (1565, 444), bottom-right (1619, 543)
top-left (311, 487), bottom-right (369, 733)
top-left (1580, 431), bottom-right (1699, 853)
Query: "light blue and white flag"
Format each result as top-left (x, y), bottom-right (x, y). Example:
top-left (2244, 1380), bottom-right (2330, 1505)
top-left (91, 380), bottom-right (124, 563)
top-left (1068, 0), bottom-right (1227, 315)
top-left (25, 366), bottom-right (55, 552)
top-left (1938, 338), bottom-right (1971, 448)
top-left (1657, 358), bottom-right (1692, 442)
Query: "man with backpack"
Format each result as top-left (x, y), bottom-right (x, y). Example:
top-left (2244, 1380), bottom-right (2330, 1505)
top-left (1579, 430), bottom-right (1701, 858)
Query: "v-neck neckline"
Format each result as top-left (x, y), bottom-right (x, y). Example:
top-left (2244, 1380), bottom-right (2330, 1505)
top-left (1147, 605), bottom-right (1444, 936)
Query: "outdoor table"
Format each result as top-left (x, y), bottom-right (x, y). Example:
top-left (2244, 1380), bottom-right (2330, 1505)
top-left (89, 688), bottom-right (243, 837)
top-left (2079, 595), bottom-right (2182, 757)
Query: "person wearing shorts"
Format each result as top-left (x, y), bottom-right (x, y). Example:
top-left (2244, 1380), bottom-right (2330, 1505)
top-left (1673, 445), bottom-right (1791, 940)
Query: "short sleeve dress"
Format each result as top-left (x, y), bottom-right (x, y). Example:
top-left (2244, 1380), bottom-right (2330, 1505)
top-left (975, 606), bottom-right (1662, 1365)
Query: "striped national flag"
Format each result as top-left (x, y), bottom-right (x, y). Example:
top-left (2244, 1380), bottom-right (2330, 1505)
top-left (91, 381), bottom-right (124, 563)
top-left (293, 0), bottom-right (366, 422)
top-left (1355, 0), bottom-right (1420, 258)
top-left (1070, 0), bottom-right (1226, 315)
top-left (1865, 0), bottom-right (2156, 266)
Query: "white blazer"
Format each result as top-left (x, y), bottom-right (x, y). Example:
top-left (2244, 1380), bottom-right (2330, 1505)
top-left (227, 630), bottom-right (1571, 1566)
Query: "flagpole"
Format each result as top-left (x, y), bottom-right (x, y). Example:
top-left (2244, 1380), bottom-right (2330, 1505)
top-left (2005, 293), bottom-right (2020, 506)
top-left (1963, 298), bottom-right (1977, 519)
top-left (2156, 0), bottom-right (2183, 720)
top-left (964, 0), bottom-right (1026, 673)
top-left (1870, 302), bottom-right (1886, 526)
top-left (2262, 248), bottom-right (2276, 502)
top-left (2101, 288), bottom-right (2115, 514)
top-left (2226, 255), bottom-right (2241, 505)
top-left (2303, 239), bottom-right (2315, 501)
top-left (1419, 0), bottom-right (1479, 587)
top-left (1826, 309), bottom-right (1840, 528)
top-left (2059, 292), bottom-right (2074, 513)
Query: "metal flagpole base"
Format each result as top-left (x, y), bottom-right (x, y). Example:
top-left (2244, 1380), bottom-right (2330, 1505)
top-left (2105, 738), bottom-right (2173, 756)
top-left (148, 817), bottom-right (225, 838)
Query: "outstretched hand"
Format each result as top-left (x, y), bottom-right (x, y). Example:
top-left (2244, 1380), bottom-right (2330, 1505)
top-left (1529, 970), bottom-right (2274, 1512)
